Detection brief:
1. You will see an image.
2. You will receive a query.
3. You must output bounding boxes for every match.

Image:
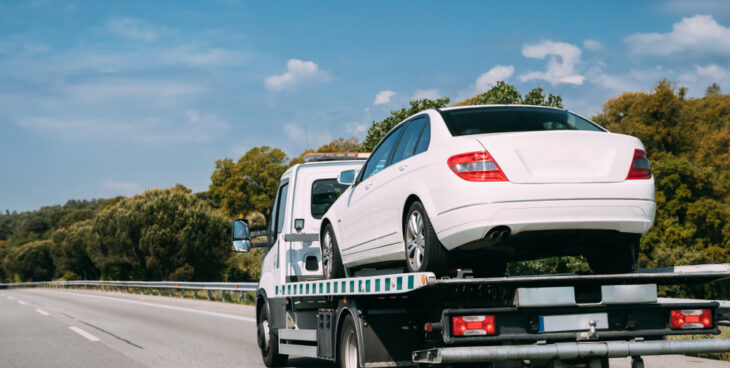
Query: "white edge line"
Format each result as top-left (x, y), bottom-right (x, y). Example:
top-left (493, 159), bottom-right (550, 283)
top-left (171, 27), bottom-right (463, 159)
top-left (51, 291), bottom-right (256, 323)
top-left (17, 300), bottom-right (27, 305)
top-left (69, 326), bottom-right (100, 342)
top-left (36, 308), bottom-right (49, 316)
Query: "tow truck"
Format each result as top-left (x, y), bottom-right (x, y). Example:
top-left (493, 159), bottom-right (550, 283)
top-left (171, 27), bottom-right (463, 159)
top-left (231, 153), bottom-right (730, 368)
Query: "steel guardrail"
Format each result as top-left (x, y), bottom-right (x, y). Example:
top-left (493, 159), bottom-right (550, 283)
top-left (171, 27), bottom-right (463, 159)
top-left (0, 280), bottom-right (257, 290)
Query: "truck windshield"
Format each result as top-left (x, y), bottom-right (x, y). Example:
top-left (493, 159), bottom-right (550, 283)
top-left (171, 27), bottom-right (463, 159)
top-left (440, 107), bottom-right (604, 136)
top-left (311, 179), bottom-right (348, 219)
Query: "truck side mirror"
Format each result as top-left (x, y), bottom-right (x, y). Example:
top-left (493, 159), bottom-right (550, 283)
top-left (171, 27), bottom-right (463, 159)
top-left (232, 219), bottom-right (252, 253)
top-left (337, 169), bottom-right (358, 185)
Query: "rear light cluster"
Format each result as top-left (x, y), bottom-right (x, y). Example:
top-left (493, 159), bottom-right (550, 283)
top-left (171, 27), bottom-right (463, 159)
top-left (627, 149), bottom-right (652, 180)
top-left (670, 309), bottom-right (713, 329)
top-left (451, 315), bottom-right (496, 336)
top-left (448, 151), bottom-right (508, 182)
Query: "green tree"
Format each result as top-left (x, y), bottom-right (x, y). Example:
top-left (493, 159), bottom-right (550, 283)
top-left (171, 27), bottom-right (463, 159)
top-left (361, 97), bottom-right (450, 152)
top-left (471, 81), bottom-right (522, 105)
top-left (51, 220), bottom-right (99, 280)
top-left (89, 185), bottom-right (230, 281)
top-left (4, 240), bottom-right (54, 282)
top-left (522, 87), bottom-right (565, 108)
top-left (316, 137), bottom-right (361, 153)
top-left (706, 83), bottom-right (721, 96)
top-left (210, 146), bottom-right (288, 218)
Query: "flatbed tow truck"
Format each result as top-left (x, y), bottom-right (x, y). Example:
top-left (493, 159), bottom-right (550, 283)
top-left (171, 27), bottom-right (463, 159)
top-left (231, 154), bottom-right (730, 368)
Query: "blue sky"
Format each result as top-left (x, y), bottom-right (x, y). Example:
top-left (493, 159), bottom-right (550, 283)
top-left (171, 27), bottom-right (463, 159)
top-left (2, 0), bottom-right (730, 212)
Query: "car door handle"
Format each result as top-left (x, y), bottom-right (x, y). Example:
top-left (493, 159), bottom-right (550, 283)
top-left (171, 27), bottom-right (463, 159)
top-left (398, 164), bottom-right (408, 172)
top-left (364, 183), bottom-right (372, 190)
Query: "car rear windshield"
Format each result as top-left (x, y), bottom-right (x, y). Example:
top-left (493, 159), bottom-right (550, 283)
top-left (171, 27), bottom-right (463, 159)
top-left (439, 107), bottom-right (605, 136)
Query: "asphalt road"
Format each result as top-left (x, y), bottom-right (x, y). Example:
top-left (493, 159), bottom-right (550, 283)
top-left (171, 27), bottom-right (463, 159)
top-left (1, 288), bottom-right (729, 368)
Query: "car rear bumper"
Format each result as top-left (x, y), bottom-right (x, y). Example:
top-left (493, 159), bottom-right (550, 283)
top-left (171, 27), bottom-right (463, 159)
top-left (434, 199), bottom-right (655, 251)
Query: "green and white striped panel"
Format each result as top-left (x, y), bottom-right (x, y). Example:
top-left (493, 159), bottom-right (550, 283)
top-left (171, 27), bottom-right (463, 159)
top-left (274, 272), bottom-right (436, 297)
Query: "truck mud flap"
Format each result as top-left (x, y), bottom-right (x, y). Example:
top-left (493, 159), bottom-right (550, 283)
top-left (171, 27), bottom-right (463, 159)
top-left (412, 338), bottom-right (730, 364)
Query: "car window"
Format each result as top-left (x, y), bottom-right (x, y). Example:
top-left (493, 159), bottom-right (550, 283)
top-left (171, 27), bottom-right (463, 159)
top-left (440, 107), bottom-right (605, 136)
top-left (392, 118), bottom-right (427, 164)
top-left (311, 179), bottom-right (348, 219)
top-left (270, 183), bottom-right (289, 236)
top-left (414, 120), bottom-right (430, 154)
top-left (360, 125), bottom-right (404, 179)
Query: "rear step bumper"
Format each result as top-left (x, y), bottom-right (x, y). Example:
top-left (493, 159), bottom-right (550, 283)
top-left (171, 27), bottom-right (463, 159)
top-left (412, 338), bottom-right (730, 364)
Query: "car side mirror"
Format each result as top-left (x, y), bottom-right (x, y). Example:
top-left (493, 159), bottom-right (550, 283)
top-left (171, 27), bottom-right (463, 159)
top-left (338, 169), bottom-right (358, 185)
top-left (231, 219), bottom-right (252, 253)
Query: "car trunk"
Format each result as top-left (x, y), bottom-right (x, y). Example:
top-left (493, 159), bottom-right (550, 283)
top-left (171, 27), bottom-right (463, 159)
top-left (474, 130), bottom-right (638, 184)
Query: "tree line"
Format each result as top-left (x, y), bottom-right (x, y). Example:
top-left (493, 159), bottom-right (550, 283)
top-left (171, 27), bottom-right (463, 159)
top-left (1, 80), bottom-right (728, 300)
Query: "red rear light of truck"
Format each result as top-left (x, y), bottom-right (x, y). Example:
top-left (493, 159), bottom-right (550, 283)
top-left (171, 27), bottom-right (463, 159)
top-left (670, 309), bottom-right (712, 329)
top-left (627, 149), bottom-right (651, 180)
top-left (452, 315), bottom-right (496, 336)
top-left (448, 151), bottom-right (508, 182)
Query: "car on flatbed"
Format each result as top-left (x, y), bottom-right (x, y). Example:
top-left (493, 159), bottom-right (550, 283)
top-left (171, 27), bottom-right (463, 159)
top-left (320, 105), bottom-right (655, 278)
top-left (230, 155), bottom-right (730, 368)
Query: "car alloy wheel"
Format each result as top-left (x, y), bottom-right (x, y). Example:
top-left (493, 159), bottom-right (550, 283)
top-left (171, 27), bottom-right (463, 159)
top-left (405, 209), bottom-right (426, 271)
top-left (322, 230), bottom-right (334, 279)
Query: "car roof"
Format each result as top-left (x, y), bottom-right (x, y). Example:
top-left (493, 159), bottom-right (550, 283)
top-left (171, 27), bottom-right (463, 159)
top-left (438, 104), bottom-right (568, 112)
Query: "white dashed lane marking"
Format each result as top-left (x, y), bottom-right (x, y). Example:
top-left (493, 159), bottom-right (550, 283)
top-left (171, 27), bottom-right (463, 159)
top-left (35, 309), bottom-right (49, 316)
top-left (18, 300), bottom-right (27, 305)
top-left (69, 326), bottom-right (100, 342)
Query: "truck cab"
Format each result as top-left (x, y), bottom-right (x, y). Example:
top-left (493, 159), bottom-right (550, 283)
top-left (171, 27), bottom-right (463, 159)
top-left (231, 153), bottom-right (368, 365)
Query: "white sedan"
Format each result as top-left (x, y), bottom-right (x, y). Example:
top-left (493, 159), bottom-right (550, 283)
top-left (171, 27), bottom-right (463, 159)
top-left (320, 105), bottom-right (655, 278)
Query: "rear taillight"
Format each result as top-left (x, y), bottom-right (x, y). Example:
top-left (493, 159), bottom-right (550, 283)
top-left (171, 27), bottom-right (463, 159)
top-left (451, 315), bottom-right (496, 336)
top-left (627, 149), bottom-right (651, 180)
top-left (670, 309), bottom-right (713, 329)
top-left (448, 151), bottom-right (508, 182)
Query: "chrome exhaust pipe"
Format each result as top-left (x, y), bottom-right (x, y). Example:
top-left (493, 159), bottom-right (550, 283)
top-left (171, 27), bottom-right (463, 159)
top-left (485, 226), bottom-right (511, 243)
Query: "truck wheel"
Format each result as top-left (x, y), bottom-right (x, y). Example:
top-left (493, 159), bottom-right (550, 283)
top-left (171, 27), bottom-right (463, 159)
top-left (258, 304), bottom-right (288, 367)
top-left (404, 201), bottom-right (448, 277)
top-left (587, 240), bottom-right (638, 274)
top-left (323, 224), bottom-right (345, 279)
top-left (339, 315), bottom-right (361, 368)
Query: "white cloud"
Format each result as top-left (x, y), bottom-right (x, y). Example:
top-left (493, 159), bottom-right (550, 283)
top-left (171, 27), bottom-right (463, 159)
top-left (663, 0), bottom-right (730, 15)
top-left (411, 89), bottom-right (440, 100)
top-left (159, 45), bottom-right (247, 67)
top-left (373, 90), bottom-right (396, 105)
top-left (345, 121), bottom-right (368, 135)
top-left (65, 78), bottom-right (206, 102)
top-left (625, 15), bottom-right (730, 58)
top-left (474, 65), bottom-right (514, 92)
top-left (695, 64), bottom-right (730, 79)
top-left (583, 39), bottom-right (605, 52)
top-left (100, 180), bottom-right (142, 196)
top-left (16, 108), bottom-right (229, 143)
top-left (265, 59), bottom-right (329, 91)
top-left (283, 123), bottom-right (305, 141)
top-left (107, 18), bottom-right (160, 42)
top-left (519, 41), bottom-right (584, 85)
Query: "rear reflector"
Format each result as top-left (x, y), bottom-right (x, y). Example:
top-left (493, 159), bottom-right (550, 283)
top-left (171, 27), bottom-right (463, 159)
top-left (448, 151), bottom-right (508, 182)
top-left (452, 315), bottom-right (496, 336)
top-left (670, 309), bottom-right (712, 329)
top-left (627, 149), bottom-right (651, 180)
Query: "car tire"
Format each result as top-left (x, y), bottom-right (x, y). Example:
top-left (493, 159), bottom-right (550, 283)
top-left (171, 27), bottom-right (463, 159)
top-left (587, 240), bottom-right (638, 274)
top-left (404, 201), bottom-right (449, 276)
top-left (339, 314), bottom-right (361, 368)
top-left (258, 303), bottom-right (288, 367)
top-left (323, 223), bottom-right (345, 279)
